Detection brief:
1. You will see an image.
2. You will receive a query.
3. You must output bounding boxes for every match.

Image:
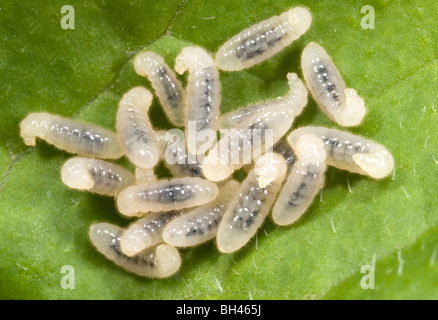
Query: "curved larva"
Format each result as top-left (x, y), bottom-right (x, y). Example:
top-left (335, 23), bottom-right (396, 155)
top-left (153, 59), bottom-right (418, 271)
top-left (116, 87), bottom-right (160, 169)
top-left (202, 104), bottom-right (295, 182)
top-left (273, 139), bottom-right (297, 169)
top-left (288, 126), bottom-right (395, 179)
top-left (175, 47), bottom-right (221, 155)
top-left (116, 177), bottom-right (219, 217)
top-left (155, 130), bottom-right (204, 178)
top-left (135, 167), bottom-right (157, 184)
top-left (216, 156), bottom-right (287, 254)
top-left (215, 7), bottom-right (312, 71)
top-left (89, 222), bottom-right (181, 278)
top-left (301, 42), bottom-right (366, 127)
top-left (120, 210), bottom-right (184, 257)
top-left (162, 180), bottom-right (240, 248)
top-left (134, 51), bottom-right (185, 127)
top-left (20, 112), bottom-right (123, 159)
top-left (61, 157), bottom-right (135, 197)
top-left (272, 135), bottom-right (327, 226)
top-left (219, 73), bottom-right (308, 129)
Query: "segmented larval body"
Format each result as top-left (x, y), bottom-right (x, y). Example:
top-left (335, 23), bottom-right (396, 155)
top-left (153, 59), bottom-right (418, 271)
top-left (301, 42), bottom-right (366, 127)
top-left (219, 73), bottom-right (307, 129)
top-left (116, 87), bottom-right (160, 169)
top-left (155, 129), bottom-right (204, 178)
top-left (116, 177), bottom-right (219, 217)
top-left (215, 7), bottom-right (312, 71)
top-left (89, 223), bottom-right (181, 278)
top-left (175, 47), bottom-right (221, 155)
top-left (272, 135), bottom-right (327, 226)
top-left (61, 157), bottom-right (134, 196)
top-left (288, 126), bottom-right (394, 179)
top-left (134, 167), bottom-right (157, 184)
top-left (162, 180), bottom-right (240, 248)
top-left (120, 210), bottom-right (184, 257)
top-left (134, 51), bottom-right (185, 127)
top-left (216, 154), bottom-right (287, 253)
top-left (273, 139), bottom-right (297, 169)
top-left (20, 112), bottom-right (123, 159)
top-left (202, 104), bottom-right (295, 182)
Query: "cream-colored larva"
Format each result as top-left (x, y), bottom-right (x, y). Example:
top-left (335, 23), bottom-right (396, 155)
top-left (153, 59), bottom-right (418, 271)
top-left (202, 103), bottom-right (296, 182)
top-left (288, 126), bottom-right (395, 179)
top-left (89, 222), bottom-right (181, 278)
top-left (134, 167), bottom-right (157, 184)
top-left (175, 47), bottom-right (221, 155)
top-left (254, 152), bottom-right (288, 188)
top-left (162, 180), bottom-right (240, 248)
top-left (116, 177), bottom-right (219, 217)
top-left (219, 73), bottom-right (308, 129)
top-left (272, 135), bottom-right (327, 226)
top-left (116, 87), bottom-right (160, 169)
top-left (216, 153), bottom-right (287, 253)
top-left (134, 51), bottom-right (186, 127)
top-left (215, 7), bottom-right (312, 71)
top-left (120, 210), bottom-right (184, 257)
top-left (20, 112), bottom-right (123, 159)
top-left (61, 157), bottom-right (135, 197)
top-left (301, 42), bottom-right (366, 127)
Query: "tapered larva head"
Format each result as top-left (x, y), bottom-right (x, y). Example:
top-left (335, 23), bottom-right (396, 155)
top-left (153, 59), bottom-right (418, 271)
top-left (352, 144), bottom-right (394, 179)
top-left (175, 47), bottom-right (213, 74)
top-left (120, 224), bottom-right (152, 257)
top-left (286, 72), bottom-right (308, 116)
top-left (254, 152), bottom-right (287, 188)
top-left (134, 51), bottom-right (164, 76)
top-left (285, 7), bottom-right (312, 36)
top-left (155, 244), bottom-right (182, 278)
top-left (61, 158), bottom-right (95, 190)
top-left (119, 87), bottom-right (153, 113)
top-left (293, 134), bottom-right (327, 163)
top-left (19, 112), bottom-right (51, 146)
top-left (116, 188), bottom-right (141, 217)
top-left (134, 167), bottom-right (157, 185)
top-left (201, 154), bottom-right (235, 182)
top-left (335, 88), bottom-right (366, 127)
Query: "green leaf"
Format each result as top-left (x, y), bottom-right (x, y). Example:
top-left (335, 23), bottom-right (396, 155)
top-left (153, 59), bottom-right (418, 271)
top-left (0, 0), bottom-right (437, 299)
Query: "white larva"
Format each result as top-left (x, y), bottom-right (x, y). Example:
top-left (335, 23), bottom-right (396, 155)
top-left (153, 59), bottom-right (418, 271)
top-left (134, 167), bottom-right (157, 184)
top-left (116, 177), bottom-right (219, 217)
top-left (116, 87), bottom-right (160, 169)
top-left (120, 210), bottom-right (184, 257)
top-left (175, 47), bottom-right (221, 155)
top-left (301, 42), bottom-right (366, 127)
top-left (219, 73), bottom-right (308, 129)
top-left (89, 222), bottom-right (181, 278)
top-left (288, 126), bottom-right (395, 179)
top-left (216, 153), bottom-right (287, 253)
top-left (134, 51), bottom-right (186, 127)
top-left (61, 157), bottom-right (135, 197)
top-left (215, 7), bottom-right (312, 71)
top-left (20, 112), bottom-right (123, 159)
top-left (162, 180), bottom-right (240, 248)
top-left (272, 135), bottom-right (327, 226)
top-left (254, 152), bottom-right (288, 188)
top-left (202, 103), bottom-right (296, 182)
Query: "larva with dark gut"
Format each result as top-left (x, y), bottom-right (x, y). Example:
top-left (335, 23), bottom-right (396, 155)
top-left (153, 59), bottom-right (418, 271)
top-left (301, 42), bottom-right (366, 127)
top-left (116, 177), bottom-right (219, 217)
top-left (215, 7), bottom-right (312, 71)
top-left (216, 153), bottom-right (287, 254)
top-left (287, 126), bottom-right (394, 179)
top-left (272, 135), bottom-right (327, 226)
top-left (219, 73), bottom-right (308, 129)
top-left (61, 157), bottom-right (135, 197)
top-left (20, 112), bottom-right (123, 159)
top-left (134, 51), bottom-right (186, 127)
top-left (272, 139), bottom-right (297, 170)
top-left (175, 47), bottom-right (221, 155)
top-left (89, 222), bottom-right (181, 278)
top-left (116, 87), bottom-right (160, 169)
top-left (162, 180), bottom-right (240, 248)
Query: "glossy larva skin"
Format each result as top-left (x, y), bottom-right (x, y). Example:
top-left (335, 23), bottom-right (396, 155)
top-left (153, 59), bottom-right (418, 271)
top-left (272, 135), bottom-right (327, 226)
top-left (134, 51), bottom-right (185, 127)
top-left (116, 177), bottom-right (219, 217)
top-left (61, 157), bottom-right (135, 197)
top-left (162, 180), bottom-right (240, 248)
top-left (89, 223), bottom-right (181, 278)
top-left (20, 112), bottom-right (123, 159)
top-left (215, 7), bottom-right (312, 71)
top-left (120, 210), bottom-right (184, 257)
top-left (116, 87), bottom-right (160, 169)
top-left (288, 126), bottom-right (394, 179)
top-left (273, 139), bottom-right (297, 169)
top-left (301, 42), bottom-right (366, 127)
top-left (202, 104), bottom-right (295, 182)
top-left (216, 157), bottom-right (287, 254)
top-left (134, 167), bottom-right (157, 184)
top-left (219, 73), bottom-right (308, 129)
top-left (175, 47), bottom-right (221, 155)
